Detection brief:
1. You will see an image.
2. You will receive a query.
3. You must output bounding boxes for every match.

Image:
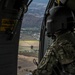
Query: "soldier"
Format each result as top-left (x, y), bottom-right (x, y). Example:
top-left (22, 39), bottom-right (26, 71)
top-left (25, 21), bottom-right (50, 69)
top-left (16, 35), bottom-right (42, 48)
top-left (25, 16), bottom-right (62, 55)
top-left (32, 2), bottom-right (75, 75)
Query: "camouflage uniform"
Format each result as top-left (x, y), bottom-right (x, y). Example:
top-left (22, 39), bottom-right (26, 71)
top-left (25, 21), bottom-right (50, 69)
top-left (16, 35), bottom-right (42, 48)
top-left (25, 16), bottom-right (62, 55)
top-left (32, 31), bottom-right (75, 75)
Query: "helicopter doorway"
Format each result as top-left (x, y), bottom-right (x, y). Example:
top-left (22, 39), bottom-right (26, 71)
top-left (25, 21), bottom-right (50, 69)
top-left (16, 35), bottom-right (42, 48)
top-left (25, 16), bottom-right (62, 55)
top-left (17, 0), bottom-right (49, 75)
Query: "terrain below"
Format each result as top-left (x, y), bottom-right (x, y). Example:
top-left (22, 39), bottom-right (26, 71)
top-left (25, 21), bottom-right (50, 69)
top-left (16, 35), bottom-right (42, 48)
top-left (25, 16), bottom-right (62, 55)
top-left (18, 55), bottom-right (38, 75)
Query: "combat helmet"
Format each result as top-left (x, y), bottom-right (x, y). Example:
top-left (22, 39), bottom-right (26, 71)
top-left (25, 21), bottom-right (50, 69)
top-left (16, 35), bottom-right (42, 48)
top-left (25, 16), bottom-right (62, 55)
top-left (56, 0), bottom-right (75, 11)
top-left (46, 6), bottom-right (75, 37)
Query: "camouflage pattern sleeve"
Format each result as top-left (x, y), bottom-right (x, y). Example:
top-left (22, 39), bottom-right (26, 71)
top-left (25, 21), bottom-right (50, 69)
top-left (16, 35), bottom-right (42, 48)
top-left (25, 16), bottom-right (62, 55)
top-left (32, 39), bottom-right (75, 75)
top-left (56, 39), bottom-right (75, 64)
top-left (32, 43), bottom-right (58, 75)
top-left (56, 39), bottom-right (75, 74)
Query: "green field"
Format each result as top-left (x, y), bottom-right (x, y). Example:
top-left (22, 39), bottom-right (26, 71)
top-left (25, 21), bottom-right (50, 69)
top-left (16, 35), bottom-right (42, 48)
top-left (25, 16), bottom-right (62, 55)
top-left (19, 40), bottom-right (39, 47)
top-left (18, 40), bottom-right (39, 57)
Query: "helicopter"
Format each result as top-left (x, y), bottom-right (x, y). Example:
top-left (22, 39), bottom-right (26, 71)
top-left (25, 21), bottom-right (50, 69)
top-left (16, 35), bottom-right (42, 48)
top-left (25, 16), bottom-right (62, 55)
top-left (0, 0), bottom-right (75, 75)
top-left (0, 0), bottom-right (33, 75)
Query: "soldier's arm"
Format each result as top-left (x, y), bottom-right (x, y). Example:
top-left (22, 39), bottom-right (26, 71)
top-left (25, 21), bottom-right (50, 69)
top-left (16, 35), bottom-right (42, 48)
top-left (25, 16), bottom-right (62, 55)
top-left (32, 45), bottom-right (58, 75)
top-left (57, 39), bottom-right (75, 64)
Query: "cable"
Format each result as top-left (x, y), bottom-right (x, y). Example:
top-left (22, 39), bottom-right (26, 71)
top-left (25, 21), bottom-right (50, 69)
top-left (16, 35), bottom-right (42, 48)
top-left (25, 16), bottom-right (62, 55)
top-left (27, 0), bottom-right (33, 7)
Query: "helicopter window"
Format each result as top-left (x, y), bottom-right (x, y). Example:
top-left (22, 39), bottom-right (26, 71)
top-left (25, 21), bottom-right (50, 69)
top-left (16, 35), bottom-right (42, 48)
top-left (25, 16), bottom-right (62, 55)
top-left (18, 0), bottom-right (49, 75)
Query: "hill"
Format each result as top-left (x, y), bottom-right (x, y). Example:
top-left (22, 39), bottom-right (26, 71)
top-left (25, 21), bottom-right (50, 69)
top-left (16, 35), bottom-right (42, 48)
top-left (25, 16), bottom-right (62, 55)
top-left (20, 0), bottom-right (48, 40)
top-left (21, 0), bottom-right (48, 28)
top-left (22, 13), bottom-right (42, 28)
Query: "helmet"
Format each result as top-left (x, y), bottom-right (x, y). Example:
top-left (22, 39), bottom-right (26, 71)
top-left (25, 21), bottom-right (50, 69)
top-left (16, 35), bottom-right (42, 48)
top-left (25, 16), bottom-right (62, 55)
top-left (46, 6), bottom-right (74, 37)
top-left (58, 0), bottom-right (75, 11)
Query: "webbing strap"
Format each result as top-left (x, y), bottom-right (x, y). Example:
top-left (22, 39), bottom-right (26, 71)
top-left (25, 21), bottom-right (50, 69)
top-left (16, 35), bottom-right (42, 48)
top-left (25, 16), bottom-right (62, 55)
top-left (56, 0), bottom-right (60, 5)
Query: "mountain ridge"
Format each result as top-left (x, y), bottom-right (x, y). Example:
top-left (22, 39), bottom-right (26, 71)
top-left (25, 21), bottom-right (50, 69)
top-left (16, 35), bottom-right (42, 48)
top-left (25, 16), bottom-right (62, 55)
top-left (22, 13), bottom-right (42, 28)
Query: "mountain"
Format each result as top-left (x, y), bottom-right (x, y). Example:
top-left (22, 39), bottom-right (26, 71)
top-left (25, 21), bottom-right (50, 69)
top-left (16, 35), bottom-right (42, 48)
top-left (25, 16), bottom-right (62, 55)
top-left (20, 0), bottom-right (48, 40)
top-left (22, 13), bottom-right (42, 28)
top-left (28, 1), bottom-right (48, 17)
top-left (22, 0), bottom-right (48, 28)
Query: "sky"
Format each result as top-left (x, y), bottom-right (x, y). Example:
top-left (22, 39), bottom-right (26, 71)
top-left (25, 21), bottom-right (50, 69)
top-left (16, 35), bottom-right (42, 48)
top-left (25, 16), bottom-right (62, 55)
top-left (29, 0), bottom-right (49, 9)
top-left (33, 0), bottom-right (49, 3)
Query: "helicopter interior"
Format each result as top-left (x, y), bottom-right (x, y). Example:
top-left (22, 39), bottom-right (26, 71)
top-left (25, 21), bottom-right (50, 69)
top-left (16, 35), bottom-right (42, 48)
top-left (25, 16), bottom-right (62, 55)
top-left (0, 0), bottom-right (75, 75)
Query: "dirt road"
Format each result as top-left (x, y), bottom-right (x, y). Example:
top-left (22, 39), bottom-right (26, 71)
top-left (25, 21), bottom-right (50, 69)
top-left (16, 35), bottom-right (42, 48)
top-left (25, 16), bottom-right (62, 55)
top-left (18, 55), bottom-right (38, 75)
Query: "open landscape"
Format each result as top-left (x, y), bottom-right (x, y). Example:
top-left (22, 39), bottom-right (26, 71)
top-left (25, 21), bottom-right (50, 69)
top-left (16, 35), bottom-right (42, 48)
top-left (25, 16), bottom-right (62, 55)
top-left (19, 40), bottom-right (39, 57)
top-left (18, 40), bottom-right (39, 75)
top-left (18, 22), bottom-right (40, 75)
top-left (18, 0), bottom-right (48, 75)
top-left (18, 55), bottom-right (38, 75)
